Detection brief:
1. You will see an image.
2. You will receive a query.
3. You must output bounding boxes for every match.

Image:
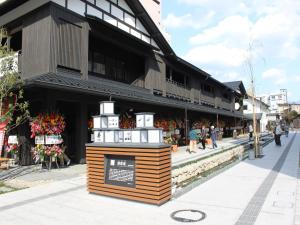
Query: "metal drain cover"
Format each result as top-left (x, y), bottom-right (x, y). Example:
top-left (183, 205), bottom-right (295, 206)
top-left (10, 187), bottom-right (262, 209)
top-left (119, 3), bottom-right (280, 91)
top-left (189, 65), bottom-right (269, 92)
top-left (170, 209), bottom-right (206, 223)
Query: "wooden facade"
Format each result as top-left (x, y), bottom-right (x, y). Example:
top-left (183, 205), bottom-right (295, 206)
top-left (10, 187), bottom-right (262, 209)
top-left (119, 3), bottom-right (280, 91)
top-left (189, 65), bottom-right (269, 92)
top-left (86, 145), bottom-right (171, 205)
top-left (0, 0), bottom-right (245, 164)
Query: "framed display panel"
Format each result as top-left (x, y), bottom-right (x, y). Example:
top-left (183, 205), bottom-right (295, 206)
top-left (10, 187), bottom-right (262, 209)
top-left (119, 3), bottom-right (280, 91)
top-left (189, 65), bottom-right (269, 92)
top-left (140, 130), bottom-right (148, 143)
top-left (8, 135), bottom-right (18, 144)
top-left (101, 117), bottom-right (108, 128)
top-left (148, 129), bottom-right (162, 143)
top-left (131, 130), bottom-right (140, 143)
top-left (108, 116), bottom-right (119, 128)
top-left (124, 130), bottom-right (132, 143)
top-left (105, 155), bottom-right (135, 188)
top-left (135, 113), bottom-right (154, 128)
top-left (93, 116), bottom-right (101, 129)
top-left (104, 131), bottom-right (115, 143)
top-left (100, 101), bottom-right (114, 115)
top-left (94, 131), bottom-right (104, 143)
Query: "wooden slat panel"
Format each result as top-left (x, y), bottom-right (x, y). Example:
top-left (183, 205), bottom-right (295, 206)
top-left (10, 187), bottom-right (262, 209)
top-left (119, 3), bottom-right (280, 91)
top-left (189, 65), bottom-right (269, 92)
top-left (86, 147), bottom-right (170, 153)
top-left (86, 153), bottom-right (104, 158)
top-left (136, 171), bottom-right (170, 179)
top-left (88, 186), bottom-right (167, 200)
top-left (88, 151), bottom-right (168, 157)
top-left (136, 159), bottom-right (170, 166)
top-left (136, 178), bottom-right (171, 187)
top-left (88, 182), bottom-right (170, 196)
top-left (136, 183), bottom-right (171, 192)
top-left (136, 175), bottom-right (171, 183)
top-left (136, 167), bottom-right (170, 174)
top-left (86, 156), bottom-right (104, 161)
top-left (87, 165), bottom-right (104, 169)
top-left (136, 155), bottom-right (170, 161)
top-left (88, 189), bottom-right (165, 205)
top-left (135, 163), bottom-right (170, 170)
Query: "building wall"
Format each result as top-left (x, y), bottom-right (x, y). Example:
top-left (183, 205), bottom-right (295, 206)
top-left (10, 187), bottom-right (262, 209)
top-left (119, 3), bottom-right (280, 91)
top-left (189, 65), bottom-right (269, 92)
top-left (291, 104), bottom-right (300, 114)
top-left (139, 0), bottom-right (161, 28)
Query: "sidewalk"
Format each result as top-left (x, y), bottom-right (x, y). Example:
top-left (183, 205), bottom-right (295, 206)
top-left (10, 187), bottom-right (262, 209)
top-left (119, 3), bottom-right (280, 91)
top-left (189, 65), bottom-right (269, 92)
top-left (0, 132), bottom-right (298, 225)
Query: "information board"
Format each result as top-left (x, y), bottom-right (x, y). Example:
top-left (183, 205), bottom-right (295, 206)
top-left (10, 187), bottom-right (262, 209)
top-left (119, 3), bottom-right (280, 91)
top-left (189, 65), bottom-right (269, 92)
top-left (105, 155), bottom-right (135, 188)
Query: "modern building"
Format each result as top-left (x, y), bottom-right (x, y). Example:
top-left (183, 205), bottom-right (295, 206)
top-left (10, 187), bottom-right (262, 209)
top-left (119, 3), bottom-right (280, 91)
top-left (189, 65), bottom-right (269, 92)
top-left (243, 95), bottom-right (270, 132)
top-left (0, 0), bottom-right (245, 165)
top-left (259, 89), bottom-right (287, 114)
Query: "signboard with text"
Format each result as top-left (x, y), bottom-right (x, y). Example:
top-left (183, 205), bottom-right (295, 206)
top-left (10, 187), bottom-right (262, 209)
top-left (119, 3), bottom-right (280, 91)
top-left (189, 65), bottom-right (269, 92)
top-left (105, 155), bottom-right (135, 188)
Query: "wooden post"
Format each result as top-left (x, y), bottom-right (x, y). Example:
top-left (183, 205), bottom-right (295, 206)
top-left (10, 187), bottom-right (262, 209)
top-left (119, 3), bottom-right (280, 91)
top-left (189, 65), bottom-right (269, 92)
top-left (185, 107), bottom-right (189, 145)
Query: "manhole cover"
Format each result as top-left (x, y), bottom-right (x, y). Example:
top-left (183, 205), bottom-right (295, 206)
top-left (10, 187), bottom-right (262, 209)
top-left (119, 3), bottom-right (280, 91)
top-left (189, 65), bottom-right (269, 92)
top-left (170, 209), bottom-right (206, 223)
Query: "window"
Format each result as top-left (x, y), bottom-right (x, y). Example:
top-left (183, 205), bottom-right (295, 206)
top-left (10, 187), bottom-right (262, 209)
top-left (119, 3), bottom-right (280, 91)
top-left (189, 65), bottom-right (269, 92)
top-left (202, 84), bottom-right (214, 94)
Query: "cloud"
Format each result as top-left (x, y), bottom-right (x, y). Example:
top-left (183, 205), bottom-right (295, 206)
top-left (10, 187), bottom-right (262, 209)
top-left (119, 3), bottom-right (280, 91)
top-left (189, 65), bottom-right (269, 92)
top-left (262, 68), bottom-right (287, 85)
top-left (184, 44), bottom-right (247, 67)
top-left (162, 11), bottom-right (215, 29)
top-left (189, 15), bottom-right (252, 46)
top-left (295, 76), bottom-right (300, 82)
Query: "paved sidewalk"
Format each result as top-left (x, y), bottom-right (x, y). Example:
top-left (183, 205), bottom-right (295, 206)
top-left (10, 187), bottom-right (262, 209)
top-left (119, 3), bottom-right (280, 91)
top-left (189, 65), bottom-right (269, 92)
top-left (0, 133), bottom-right (298, 225)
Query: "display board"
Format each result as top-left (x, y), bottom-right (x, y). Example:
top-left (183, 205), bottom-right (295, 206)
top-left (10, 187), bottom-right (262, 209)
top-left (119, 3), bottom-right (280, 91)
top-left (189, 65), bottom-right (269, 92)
top-left (105, 155), bottom-right (135, 188)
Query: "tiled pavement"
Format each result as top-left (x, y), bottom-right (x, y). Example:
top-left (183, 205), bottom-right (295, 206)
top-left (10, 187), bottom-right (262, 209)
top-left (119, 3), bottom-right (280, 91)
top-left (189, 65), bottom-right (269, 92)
top-left (0, 132), bottom-right (298, 225)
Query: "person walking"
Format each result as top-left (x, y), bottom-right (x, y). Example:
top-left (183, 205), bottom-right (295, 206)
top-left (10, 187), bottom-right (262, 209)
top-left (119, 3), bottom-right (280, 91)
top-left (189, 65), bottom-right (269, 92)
top-left (274, 123), bottom-right (282, 146)
top-left (210, 126), bottom-right (218, 149)
top-left (200, 125), bottom-right (207, 150)
top-left (248, 123), bottom-right (253, 141)
top-left (284, 124), bottom-right (289, 137)
top-left (188, 126), bottom-right (198, 153)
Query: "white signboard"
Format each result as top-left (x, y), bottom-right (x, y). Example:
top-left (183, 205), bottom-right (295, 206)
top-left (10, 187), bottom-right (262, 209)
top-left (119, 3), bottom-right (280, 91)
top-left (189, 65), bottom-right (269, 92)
top-left (132, 130), bottom-right (140, 143)
top-left (141, 130), bottom-right (148, 143)
top-left (105, 131), bottom-right (115, 143)
top-left (35, 135), bottom-right (45, 145)
top-left (93, 117), bottom-right (101, 129)
top-left (108, 116), bottom-right (119, 128)
top-left (124, 131), bottom-right (132, 143)
top-left (101, 117), bottom-right (108, 128)
top-left (136, 115), bottom-right (144, 128)
top-left (94, 131), bottom-right (104, 143)
top-left (148, 130), bottom-right (160, 143)
top-left (145, 115), bottom-right (154, 127)
top-left (45, 135), bottom-right (63, 145)
top-left (8, 135), bottom-right (18, 144)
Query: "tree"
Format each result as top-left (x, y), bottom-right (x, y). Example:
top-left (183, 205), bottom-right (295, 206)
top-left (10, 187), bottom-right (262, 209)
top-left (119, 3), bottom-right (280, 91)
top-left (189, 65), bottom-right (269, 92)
top-left (0, 28), bottom-right (29, 157)
top-left (282, 110), bottom-right (298, 123)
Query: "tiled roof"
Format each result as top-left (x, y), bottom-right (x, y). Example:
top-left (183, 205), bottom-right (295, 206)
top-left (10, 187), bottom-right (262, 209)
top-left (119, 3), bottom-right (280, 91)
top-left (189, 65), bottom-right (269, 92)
top-left (25, 72), bottom-right (243, 118)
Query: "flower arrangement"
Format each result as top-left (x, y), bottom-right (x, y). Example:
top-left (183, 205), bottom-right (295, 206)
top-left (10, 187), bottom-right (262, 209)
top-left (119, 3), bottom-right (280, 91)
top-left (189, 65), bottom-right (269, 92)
top-left (6, 144), bottom-right (18, 155)
top-left (30, 113), bottom-right (66, 138)
top-left (119, 115), bottom-right (135, 129)
top-left (32, 144), bottom-right (63, 163)
top-left (32, 144), bottom-right (46, 163)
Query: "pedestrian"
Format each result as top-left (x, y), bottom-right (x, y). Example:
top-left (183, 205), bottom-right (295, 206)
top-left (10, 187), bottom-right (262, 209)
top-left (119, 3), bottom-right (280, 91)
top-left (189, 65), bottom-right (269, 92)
top-left (248, 123), bottom-right (253, 141)
top-left (274, 123), bottom-right (282, 146)
top-left (284, 124), bottom-right (289, 137)
top-left (210, 126), bottom-right (218, 149)
top-left (200, 125), bottom-right (207, 150)
top-left (188, 126), bottom-right (198, 153)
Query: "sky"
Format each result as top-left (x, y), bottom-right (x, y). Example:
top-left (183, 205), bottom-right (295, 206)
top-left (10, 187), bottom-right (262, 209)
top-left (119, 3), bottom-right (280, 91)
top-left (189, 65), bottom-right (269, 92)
top-left (161, 0), bottom-right (300, 103)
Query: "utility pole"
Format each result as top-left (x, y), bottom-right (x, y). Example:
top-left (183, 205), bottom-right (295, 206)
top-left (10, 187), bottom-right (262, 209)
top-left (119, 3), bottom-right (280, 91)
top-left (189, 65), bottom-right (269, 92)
top-left (247, 43), bottom-right (260, 157)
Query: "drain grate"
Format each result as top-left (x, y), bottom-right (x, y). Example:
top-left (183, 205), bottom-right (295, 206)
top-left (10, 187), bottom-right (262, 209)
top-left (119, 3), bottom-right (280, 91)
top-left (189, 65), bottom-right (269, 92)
top-left (170, 209), bottom-right (206, 223)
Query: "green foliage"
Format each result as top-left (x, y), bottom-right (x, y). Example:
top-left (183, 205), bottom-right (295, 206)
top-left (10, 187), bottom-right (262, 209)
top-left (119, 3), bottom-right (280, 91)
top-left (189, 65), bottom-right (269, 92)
top-left (282, 110), bottom-right (298, 123)
top-left (0, 28), bottom-right (29, 132)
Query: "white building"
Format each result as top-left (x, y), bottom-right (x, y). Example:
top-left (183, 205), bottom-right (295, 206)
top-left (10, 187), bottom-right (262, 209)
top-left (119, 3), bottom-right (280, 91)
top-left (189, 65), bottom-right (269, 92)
top-left (259, 89), bottom-right (287, 114)
top-left (243, 95), bottom-right (270, 132)
top-left (139, 0), bottom-right (161, 29)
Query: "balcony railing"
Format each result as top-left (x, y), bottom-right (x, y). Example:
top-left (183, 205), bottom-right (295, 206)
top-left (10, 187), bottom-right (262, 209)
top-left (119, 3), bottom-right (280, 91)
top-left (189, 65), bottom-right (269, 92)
top-left (166, 79), bottom-right (190, 100)
top-left (0, 52), bottom-right (21, 77)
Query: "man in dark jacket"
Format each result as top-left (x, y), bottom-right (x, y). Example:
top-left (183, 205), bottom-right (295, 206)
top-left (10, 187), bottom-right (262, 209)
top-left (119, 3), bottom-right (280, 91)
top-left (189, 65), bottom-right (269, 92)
top-left (200, 125), bottom-right (207, 150)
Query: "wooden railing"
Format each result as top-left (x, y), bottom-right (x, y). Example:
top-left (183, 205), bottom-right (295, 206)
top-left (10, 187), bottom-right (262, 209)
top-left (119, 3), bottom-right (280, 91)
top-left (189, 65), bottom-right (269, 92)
top-left (166, 79), bottom-right (190, 100)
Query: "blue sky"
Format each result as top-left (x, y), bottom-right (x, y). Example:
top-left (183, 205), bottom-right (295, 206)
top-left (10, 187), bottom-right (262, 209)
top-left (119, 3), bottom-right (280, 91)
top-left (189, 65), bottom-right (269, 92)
top-left (161, 0), bottom-right (300, 103)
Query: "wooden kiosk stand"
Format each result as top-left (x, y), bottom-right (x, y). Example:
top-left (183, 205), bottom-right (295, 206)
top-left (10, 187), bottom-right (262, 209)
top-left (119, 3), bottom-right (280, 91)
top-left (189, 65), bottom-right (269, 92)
top-left (86, 102), bottom-right (171, 205)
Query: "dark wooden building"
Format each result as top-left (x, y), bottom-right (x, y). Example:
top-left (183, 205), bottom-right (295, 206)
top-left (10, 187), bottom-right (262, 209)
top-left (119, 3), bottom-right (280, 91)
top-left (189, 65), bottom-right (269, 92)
top-left (0, 0), bottom-right (245, 164)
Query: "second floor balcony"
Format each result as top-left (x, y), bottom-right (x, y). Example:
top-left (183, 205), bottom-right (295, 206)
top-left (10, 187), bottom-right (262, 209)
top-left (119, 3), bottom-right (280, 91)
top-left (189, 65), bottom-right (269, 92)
top-left (166, 79), bottom-right (190, 101)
